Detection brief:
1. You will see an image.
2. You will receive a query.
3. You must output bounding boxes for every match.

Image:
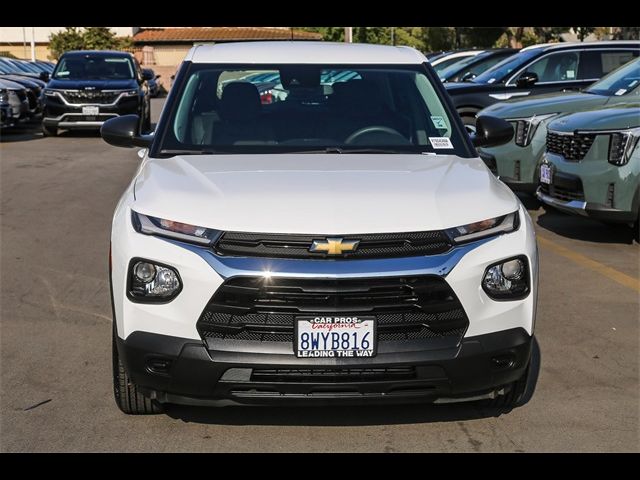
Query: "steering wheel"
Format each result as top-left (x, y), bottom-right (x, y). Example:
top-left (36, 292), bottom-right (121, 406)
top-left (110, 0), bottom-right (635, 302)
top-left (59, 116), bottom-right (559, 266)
top-left (345, 126), bottom-right (408, 145)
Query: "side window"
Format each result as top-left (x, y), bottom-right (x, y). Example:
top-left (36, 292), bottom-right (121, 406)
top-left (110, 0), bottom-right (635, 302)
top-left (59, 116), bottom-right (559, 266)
top-left (579, 50), bottom-right (637, 79)
top-left (523, 51), bottom-right (580, 83)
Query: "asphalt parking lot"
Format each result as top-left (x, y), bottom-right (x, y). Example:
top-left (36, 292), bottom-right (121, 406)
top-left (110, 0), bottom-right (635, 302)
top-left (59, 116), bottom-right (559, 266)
top-left (1, 98), bottom-right (638, 452)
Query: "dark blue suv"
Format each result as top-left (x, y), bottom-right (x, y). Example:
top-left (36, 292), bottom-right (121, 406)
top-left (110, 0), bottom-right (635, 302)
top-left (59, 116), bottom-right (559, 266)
top-left (42, 50), bottom-right (152, 136)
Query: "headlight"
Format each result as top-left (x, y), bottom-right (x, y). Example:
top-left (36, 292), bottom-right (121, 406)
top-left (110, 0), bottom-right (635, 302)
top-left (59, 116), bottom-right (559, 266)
top-left (131, 211), bottom-right (220, 246)
top-left (122, 89), bottom-right (138, 97)
top-left (482, 256), bottom-right (530, 300)
top-left (43, 88), bottom-right (59, 97)
top-left (446, 211), bottom-right (519, 244)
top-left (607, 128), bottom-right (640, 166)
top-left (0, 89), bottom-right (8, 103)
top-left (128, 259), bottom-right (181, 302)
top-left (510, 113), bottom-right (557, 147)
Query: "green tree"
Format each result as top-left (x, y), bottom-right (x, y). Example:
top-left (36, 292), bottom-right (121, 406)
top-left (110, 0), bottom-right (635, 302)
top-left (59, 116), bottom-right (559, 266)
top-left (459, 27), bottom-right (506, 48)
top-left (82, 27), bottom-right (118, 50)
top-left (572, 27), bottom-right (596, 41)
top-left (532, 27), bottom-right (569, 43)
top-left (48, 27), bottom-right (84, 60)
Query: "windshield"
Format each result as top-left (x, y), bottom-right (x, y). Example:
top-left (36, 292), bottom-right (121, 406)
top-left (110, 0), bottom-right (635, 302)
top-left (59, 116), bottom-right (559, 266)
top-left (473, 49), bottom-right (541, 84)
top-left (53, 55), bottom-right (135, 80)
top-left (585, 58), bottom-right (640, 96)
top-left (158, 63), bottom-right (469, 155)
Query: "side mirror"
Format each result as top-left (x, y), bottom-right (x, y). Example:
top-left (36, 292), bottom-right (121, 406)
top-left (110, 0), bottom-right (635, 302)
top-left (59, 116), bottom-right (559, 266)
top-left (40, 72), bottom-right (50, 82)
top-left (461, 71), bottom-right (476, 82)
top-left (470, 115), bottom-right (513, 148)
top-left (516, 71), bottom-right (538, 88)
top-left (101, 115), bottom-right (153, 148)
top-left (142, 70), bottom-right (154, 81)
top-left (155, 74), bottom-right (161, 79)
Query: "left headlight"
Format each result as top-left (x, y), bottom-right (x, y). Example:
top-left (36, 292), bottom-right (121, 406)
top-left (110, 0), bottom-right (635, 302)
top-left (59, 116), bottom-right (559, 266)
top-left (131, 211), bottom-right (220, 246)
top-left (446, 211), bottom-right (519, 244)
top-left (482, 256), bottom-right (530, 300)
top-left (122, 89), bottom-right (139, 97)
top-left (607, 127), bottom-right (640, 166)
top-left (510, 113), bottom-right (558, 147)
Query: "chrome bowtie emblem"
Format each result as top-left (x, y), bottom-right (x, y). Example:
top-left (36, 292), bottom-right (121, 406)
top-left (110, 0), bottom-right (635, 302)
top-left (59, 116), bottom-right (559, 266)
top-left (309, 237), bottom-right (360, 255)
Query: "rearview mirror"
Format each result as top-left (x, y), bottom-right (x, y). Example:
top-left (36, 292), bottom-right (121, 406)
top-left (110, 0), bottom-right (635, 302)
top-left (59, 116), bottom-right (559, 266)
top-left (470, 115), bottom-right (513, 148)
top-left (516, 71), bottom-right (538, 88)
top-left (101, 115), bottom-right (153, 149)
top-left (39, 71), bottom-right (50, 82)
top-left (142, 70), bottom-right (154, 81)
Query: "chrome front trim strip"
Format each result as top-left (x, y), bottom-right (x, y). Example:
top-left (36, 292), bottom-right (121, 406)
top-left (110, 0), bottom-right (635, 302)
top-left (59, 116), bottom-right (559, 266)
top-left (164, 236), bottom-right (493, 280)
top-left (536, 187), bottom-right (587, 215)
top-left (45, 89), bottom-right (134, 107)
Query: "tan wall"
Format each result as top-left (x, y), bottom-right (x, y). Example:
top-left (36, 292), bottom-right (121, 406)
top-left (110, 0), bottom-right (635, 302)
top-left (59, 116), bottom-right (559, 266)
top-left (0, 44), bottom-right (52, 61)
top-left (148, 45), bottom-right (192, 67)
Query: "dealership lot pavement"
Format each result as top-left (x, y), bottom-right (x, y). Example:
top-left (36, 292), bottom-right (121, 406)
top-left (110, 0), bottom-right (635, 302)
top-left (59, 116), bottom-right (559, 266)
top-left (1, 98), bottom-right (638, 452)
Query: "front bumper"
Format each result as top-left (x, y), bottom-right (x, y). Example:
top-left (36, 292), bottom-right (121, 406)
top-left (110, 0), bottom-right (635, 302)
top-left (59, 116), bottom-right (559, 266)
top-left (537, 146), bottom-right (640, 224)
top-left (117, 327), bottom-right (532, 406)
top-left (42, 95), bottom-right (139, 129)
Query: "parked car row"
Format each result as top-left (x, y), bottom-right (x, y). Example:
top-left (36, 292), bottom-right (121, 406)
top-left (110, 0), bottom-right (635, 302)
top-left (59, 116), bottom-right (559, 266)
top-left (1, 53), bottom-right (162, 133)
top-left (0, 57), bottom-right (54, 128)
top-left (477, 57), bottom-right (640, 235)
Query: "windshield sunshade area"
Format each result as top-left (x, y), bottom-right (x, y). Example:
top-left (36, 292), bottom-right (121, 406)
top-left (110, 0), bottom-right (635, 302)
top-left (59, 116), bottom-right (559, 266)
top-left (53, 54), bottom-right (135, 80)
top-left (159, 63), bottom-right (470, 156)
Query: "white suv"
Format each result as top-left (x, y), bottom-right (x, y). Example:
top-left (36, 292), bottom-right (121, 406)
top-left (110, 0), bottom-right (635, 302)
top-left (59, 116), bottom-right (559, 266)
top-left (102, 42), bottom-right (538, 414)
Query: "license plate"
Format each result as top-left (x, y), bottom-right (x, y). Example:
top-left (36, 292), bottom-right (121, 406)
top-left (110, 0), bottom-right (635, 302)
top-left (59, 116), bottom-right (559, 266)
top-left (82, 106), bottom-right (99, 116)
top-left (540, 164), bottom-right (552, 184)
top-left (295, 316), bottom-right (376, 358)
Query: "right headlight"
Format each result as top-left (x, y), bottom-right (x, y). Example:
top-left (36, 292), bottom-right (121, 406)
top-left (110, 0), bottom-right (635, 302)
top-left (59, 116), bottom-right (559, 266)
top-left (131, 211), bottom-right (220, 246)
top-left (607, 128), bottom-right (640, 166)
top-left (445, 211), bottom-right (519, 244)
top-left (509, 113), bottom-right (558, 147)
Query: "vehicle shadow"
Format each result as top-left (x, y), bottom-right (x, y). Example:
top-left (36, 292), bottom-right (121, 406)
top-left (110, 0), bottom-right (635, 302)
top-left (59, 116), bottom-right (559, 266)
top-left (536, 207), bottom-right (635, 245)
top-left (165, 340), bottom-right (541, 427)
top-left (0, 121), bottom-right (44, 142)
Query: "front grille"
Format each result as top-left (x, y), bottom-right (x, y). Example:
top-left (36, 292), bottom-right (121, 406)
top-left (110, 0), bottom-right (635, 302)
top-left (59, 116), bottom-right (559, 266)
top-left (250, 367), bottom-right (416, 383)
top-left (215, 231), bottom-right (452, 259)
top-left (60, 90), bottom-right (121, 104)
top-left (197, 276), bottom-right (469, 343)
top-left (539, 182), bottom-right (584, 202)
top-left (547, 131), bottom-right (595, 161)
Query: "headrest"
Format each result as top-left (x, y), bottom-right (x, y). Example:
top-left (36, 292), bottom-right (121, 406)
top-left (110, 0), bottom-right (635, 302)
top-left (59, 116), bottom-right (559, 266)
top-left (220, 82), bottom-right (261, 121)
top-left (330, 79), bottom-right (386, 114)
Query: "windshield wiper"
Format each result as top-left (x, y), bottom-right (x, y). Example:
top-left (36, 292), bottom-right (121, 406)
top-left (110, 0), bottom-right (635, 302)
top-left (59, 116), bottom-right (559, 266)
top-left (279, 147), bottom-right (417, 154)
top-left (159, 149), bottom-right (225, 155)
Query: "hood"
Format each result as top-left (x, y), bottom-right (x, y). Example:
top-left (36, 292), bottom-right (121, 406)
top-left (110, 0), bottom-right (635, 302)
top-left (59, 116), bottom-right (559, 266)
top-left (0, 78), bottom-right (26, 90)
top-left (481, 91), bottom-right (609, 119)
top-left (46, 78), bottom-right (138, 90)
top-left (0, 75), bottom-right (40, 88)
top-left (132, 154), bottom-right (519, 234)
top-left (549, 105), bottom-right (640, 132)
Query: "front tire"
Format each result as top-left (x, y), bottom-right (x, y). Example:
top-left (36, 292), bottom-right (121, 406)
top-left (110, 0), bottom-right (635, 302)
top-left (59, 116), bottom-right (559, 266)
top-left (460, 114), bottom-right (477, 134)
top-left (112, 328), bottom-right (163, 415)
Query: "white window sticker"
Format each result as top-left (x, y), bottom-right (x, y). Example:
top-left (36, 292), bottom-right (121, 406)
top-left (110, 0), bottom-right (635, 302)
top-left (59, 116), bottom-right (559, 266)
top-left (566, 70), bottom-right (576, 79)
top-left (431, 116), bottom-right (448, 129)
top-left (615, 88), bottom-right (627, 96)
top-left (429, 137), bottom-right (454, 149)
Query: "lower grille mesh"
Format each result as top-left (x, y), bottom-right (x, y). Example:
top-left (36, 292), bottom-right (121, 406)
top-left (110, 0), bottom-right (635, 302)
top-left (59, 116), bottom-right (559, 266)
top-left (197, 276), bottom-right (469, 343)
